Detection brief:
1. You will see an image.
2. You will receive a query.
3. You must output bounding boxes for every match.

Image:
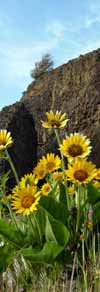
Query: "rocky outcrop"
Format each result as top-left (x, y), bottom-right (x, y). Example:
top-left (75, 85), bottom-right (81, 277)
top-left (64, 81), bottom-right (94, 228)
top-left (0, 103), bottom-right (37, 190)
top-left (21, 48), bottom-right (100, 165)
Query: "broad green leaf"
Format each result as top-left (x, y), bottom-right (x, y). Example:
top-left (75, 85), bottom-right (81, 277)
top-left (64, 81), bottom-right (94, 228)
top-left (22, 210), bottom-right (69, 263)
top-left (45, 214), bottom-right (57, 242)
top-left (33, 206), bottom-right (46, 236)
top-left (45, 213), bottom-right (69, 246)
top-left (40, 196), bottom-right (68, 225)
top-left (22, 242), bottom-right (64, 263)
top-left (0, 218), bottom-right (25, 247)
top-left (87, 183), bottom-right (100, 205)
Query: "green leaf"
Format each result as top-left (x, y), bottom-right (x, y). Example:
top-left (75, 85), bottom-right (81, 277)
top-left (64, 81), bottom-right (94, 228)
top-left (87, 183), bottom-right (100, 205)
top-left (93, 202), bottom-right (100, 225)
top-left (0, 170), bottom-right (10, 186)
top-left (58, 181), bottom-right (68, 206)
top-left (34, 206), bottom-right (46, 236)
top-left (0, 218), bottom-right (25, 247)
top-left (45, 213), bottom-right (69, 246)
top-left (22, 242), bottom-right (64, 263)
top-left (45, 215), bottom-right (57, 242)
top-left (22, 210), bottom-right (69, 264)
top-left (0, 151), bottom-right (6, 160)
top-left (40, 196), bottom-right (68, 225)
top-left (0, 244), bottom-right (15, 272)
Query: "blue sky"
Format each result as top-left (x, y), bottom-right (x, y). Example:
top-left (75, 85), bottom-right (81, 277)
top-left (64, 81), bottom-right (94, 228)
top-left (0, 0), bottom-right (100, 110)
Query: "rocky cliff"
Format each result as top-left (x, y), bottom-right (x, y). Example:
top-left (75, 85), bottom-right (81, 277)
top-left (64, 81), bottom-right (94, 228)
top-left (0, 48), bottom-right (100, 187)
top-left (21, 48), bottom-right (100, 165)
top-left (0, 103), bottom-right (37, 189)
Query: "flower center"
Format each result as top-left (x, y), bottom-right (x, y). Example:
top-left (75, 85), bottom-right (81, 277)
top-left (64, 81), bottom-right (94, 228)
top-left (68, 144), bottom-right (83, 157)
top-left (74, 169), bottom-right (88, 182)
top-left (0, 140), bottom-right (6, 146)
top-left (50, 119), bottom-right (61, 127)
top-left (21, 195), bottom-right (35, 208)
top-left (38, 169), bottom-right (46, 178)
top-left (47, 161), bottom-right (55, 171)
top-left (44, 185), bottom-right (50, 192)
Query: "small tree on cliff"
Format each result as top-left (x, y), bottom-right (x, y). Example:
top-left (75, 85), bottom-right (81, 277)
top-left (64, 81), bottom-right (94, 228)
top-left (31, 54), bottom-right (53, 80)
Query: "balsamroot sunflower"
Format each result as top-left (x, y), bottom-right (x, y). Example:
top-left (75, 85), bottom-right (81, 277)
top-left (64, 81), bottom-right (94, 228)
top-left (67, 185), bottom-right (75, 196)
top-left (33, 153), bottom-right (61, 179)
top-left (41, 182), bottom-right (51, 195)
top-left (66, 159), bottom-right (97, 184)
top-left (60, 133), bottom-right (91, 161)
top-left (44, 153), bottom-right (61, 172)
top-left (33, 160), bottom-right (47, 180)
top-left (20, 173), bottom-right (38, 188)
top-left (93, 180), bottom-right (100, 188)
top-left (0, 129), bottom-right (13, 151)
top-left (11, 185), bottom-right (40, 215)
top-left (53, 171), bottom-right (64, 181)
top-left (41, 110), bottom-right (69, 128)
top-left (46, 153), bottom-right (61, 172)
top-left (94, 168), bottom-right (100, 180)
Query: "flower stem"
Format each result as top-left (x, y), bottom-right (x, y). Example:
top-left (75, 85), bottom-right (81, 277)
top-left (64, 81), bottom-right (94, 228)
top-left (7, 201), bottom-right (19, 231)
top-left (76, 185), bottom-right (81, 234)
top-left (29, 215), bottom-right (36, 237)
top-left (29, 213), bottom-right (42, 246)
top-left (69, 252), bottom-right (77, 292)
top-left (54, 128), bottom-right (70, 209)
top-left (5, 149), bottom-right (19, 185)
top-left (33, 213), bottom-right (42, 246)
top-left (54, 129), bottom-right (66, 171)
top-left (82, 239), bottom-right (88, 291)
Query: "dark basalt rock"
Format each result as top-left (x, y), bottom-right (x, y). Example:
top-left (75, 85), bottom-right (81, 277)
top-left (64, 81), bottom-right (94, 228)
top-left (21, 48), bottom-right (100, 165)
top-left (0, 102), bottom-right (37, 190)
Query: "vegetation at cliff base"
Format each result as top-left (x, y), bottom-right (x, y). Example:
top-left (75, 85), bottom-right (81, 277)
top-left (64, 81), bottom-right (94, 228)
top-left (0, 111), bottom-right (100, 291)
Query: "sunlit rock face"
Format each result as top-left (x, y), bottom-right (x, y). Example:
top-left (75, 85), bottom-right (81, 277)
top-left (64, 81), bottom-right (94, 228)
top-left (21, 48), bottom-right (100, 166)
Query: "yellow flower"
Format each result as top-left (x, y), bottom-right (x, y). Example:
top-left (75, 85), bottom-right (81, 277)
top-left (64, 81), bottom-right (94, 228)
top-left (11, 185), bottom-right (40, 215)
top-left (86, 220), bottom-right (93, 230)
top-left (66, 159), bottom-right (97, 184)
top-left (67, 185), bottom-right (75, 196)
top-left (20, 173), bottom-right (38, 188)
top-left (80, 234), bottom-right (85, 241)
top-left (1, 194), bottom-right (12, 204)
top-left (60, 133), bottom-right (91, 161)
top-left (33, 160), bottom-right (47, 180)
top-left (53, 171), bottom-right (64, 181)
top-left (94, 168), bottom-right (100, 180)
top-left (45, 153), bottom-right (61, 172)
top-left (33, 153), bottom-right (61, 179)
top-left (95, 269), bottom-right (100, 278)
top-left (0, 129), bottom-right (13, 151)
top-left (41, 182), bottom-right (51, 195)
top-left (41, 110), bottom-right (69, 128)
top-left (93, 180), bottom-right (100, 188)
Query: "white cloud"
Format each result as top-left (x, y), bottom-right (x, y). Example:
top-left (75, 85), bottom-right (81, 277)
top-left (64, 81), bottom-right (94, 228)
top-left (84, 0), bottom-right (100, 28)
top-left (85, 15), bottom-right (100, 28)
top-left (45, 19), bottom-right (83, 38)
top-left (46, 20), bottom-right (66, 39)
